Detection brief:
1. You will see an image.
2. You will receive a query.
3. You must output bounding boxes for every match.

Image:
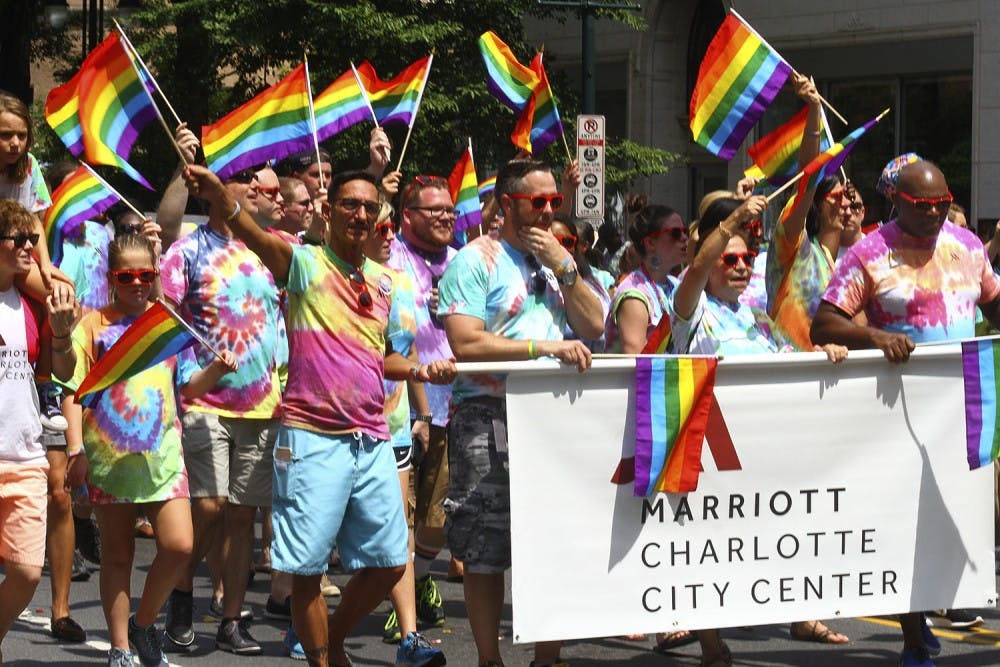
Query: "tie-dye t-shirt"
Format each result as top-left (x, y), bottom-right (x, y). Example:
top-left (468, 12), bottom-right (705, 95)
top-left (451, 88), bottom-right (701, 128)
top-left (160, 224), bottom-right (284, 418)
top-left (0, 153), bottom-right (51, 214)
top-left (68, 305), bottom-right (198, 504)
top-left (59, 220), bottom-right (112, 311)
top-left (605, 267), bottom-right (678, 353)
top-left (439, 236), bottom-right (567, 402)
top-left (387, 237), bottom-right (456, 427)
top-left (821, 220), bottom-right (1000, 342)
top-left (281, 244), bottom-right (394, 440)
top-left (669, 292), bottom-right (790, 356)
top-left (384, 269), bottom-right (417, 449)
top-left (739, 245), bottom-right (769, 311)
top-left (765, 223), bottom-right (834, 350)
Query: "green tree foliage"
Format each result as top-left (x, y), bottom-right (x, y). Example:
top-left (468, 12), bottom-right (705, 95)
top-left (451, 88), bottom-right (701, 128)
top-left (32, 0), bottom-right (676, 209)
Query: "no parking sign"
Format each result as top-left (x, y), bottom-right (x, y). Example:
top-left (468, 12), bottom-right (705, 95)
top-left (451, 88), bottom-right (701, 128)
top-left (575, 114), bottom-right (605, 220)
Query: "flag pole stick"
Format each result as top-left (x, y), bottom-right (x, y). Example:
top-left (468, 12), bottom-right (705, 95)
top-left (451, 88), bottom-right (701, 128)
top-left (729, 9), bottom-right (849, 125)
top-left (79, 162), bottom-right (144, 218)
top-left (815, 94), bottom-right (847, 181)
top-left (765, 170), bottom-right (805, 203)
top-left (394, 54), bottom-right (433, 173)
top-left (351, 62), bottom-right (381, 126)
top-left (156, 298), bottom-right (227, 363)
top-left (303, 55), bottom-right (326, 191)
top-left (114, 19), bottom-right (184, 127)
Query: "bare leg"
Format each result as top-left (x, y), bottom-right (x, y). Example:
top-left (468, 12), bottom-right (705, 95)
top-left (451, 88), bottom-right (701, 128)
top-left (389, 469), bottom-right (418, 636)
top-left (257, 508), bottom-right (272, 571)
top-left (327, 566), bottom-right (405, 665)
top-left (221, 504), bottom-right (257, 619)
top-left (534, 641), bottom-right (563, 664)
top-left (291, 574), bottom-right (327, 667)
top-left (45, 448), bottom-right (74, 621)
top-left (94, 504), bottom-right (138, 650)
top-left (0, 562), bottom-right (43, 642)
top-left (463, 571), bottom-right (505, 664)
top-left (134, 499), bottom-right (193, 627)
top-left (176, 496), bottom-right (224, 593)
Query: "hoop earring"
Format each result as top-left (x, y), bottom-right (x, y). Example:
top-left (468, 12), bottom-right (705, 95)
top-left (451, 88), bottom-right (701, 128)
top-left (647, 254), bottom-right (662, 270)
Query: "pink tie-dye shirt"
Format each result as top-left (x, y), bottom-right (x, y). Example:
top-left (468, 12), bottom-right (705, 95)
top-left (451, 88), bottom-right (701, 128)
top-left (821, 220), bottom-right (1000, 342)
top-left (281, 244), bottom-right (394, 440)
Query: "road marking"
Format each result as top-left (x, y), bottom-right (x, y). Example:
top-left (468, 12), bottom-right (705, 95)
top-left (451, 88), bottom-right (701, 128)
top-left (860, 616), bottom-right (1000, 647)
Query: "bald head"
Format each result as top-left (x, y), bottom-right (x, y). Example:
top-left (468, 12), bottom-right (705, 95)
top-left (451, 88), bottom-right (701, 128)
top-left (893, 160), bottom-right (952, 238)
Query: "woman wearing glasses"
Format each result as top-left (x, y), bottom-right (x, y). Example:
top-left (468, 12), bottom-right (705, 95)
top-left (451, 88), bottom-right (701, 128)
top-left (49, 232), bottom-right (237, 667)
top-left (605, 196), bottom-right (689, 354)
top-left (550, 218), bottom-right (611, 352)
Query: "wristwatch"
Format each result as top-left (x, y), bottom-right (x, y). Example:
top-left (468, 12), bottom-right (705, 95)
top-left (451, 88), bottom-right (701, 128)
top-left (555, 260), bottom-right (578, 286)
top-left (414, 414), bottom-right (433, 423)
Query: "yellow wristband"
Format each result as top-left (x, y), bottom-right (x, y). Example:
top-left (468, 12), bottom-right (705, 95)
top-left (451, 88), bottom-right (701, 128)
top-left (527, 339), bottom-right (537, 360)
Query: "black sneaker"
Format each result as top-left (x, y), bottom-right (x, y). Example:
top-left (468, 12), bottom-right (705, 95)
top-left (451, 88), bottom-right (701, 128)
top-left (164, 589), bottom-right (194, 647)
top-left (127, 615), bottom-right (168, 667)
top-left (38, 381), bottom-right (68, 431)
top-left (264, 595), bottom-right (291, 621)
top-left (415, 574), bottom-right (445, 627)
top-left (215, 617), bottom-right (262, 655)
top-left (70, 549), bottom-right (91, 582)
top-left (74, 515), bottom-right (101, 565)
top-left (209, 596), bottom-right (253, 621)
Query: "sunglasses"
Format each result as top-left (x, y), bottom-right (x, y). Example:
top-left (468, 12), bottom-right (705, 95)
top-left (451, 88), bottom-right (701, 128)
top-left (348, 268), bottom-right (373, 310)
top-left (647, 226), bottom-right (688, 242)
top-left (115, 223), bottom-right (143, 237)
top-left (227, 169), bottom-right (258, 184)
top-left (111, 268), bottom-right (158, 285)
top-left (741, 219), bottom-right (763, 237)
top-left (824, 188), bottom-right (849, 204)
top-left (897, 190), bottom-right (954, 213)
top-left (402, 174), bottom-right (447, 209)
top-left (508, 192), bottom-right (565, 210)
top-left (720, 251), bottom-right (757, 268)
top-left (849, 202), bottom-right (865, 212)
top-left (525, 254), bottom-right (547, 294)
top-left (335, 198), bottom-right (381, 217)
top-left (375, 221), bottom-right (395, 239)
top-left (0, 232), bottom-right (39, 248)
top-left (554, 234), bottom-right (577, 250)
top-left (257, 185), bottom-right (280, 200)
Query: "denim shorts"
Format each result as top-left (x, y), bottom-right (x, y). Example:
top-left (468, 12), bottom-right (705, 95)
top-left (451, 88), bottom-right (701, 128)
top-left (443, 397), bottom-right (511, 574)
top-left (270, 426), bottom-right (408, 575)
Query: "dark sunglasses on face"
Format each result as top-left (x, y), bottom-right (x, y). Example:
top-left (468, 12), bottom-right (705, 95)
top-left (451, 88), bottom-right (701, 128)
top-left (508, 192), bottom-right (565, 210)
top-left (112, 269), bottom-right (158, 285)
top-left (849, 202), bottom-right (865, 212)
top-left (720, 251), bottom-right (757, 268)
top-left (647, 226), bottom-right (688, 242)
top-left (348, 269), bottom-right (373, 310)
top-left (554, 234), bottom-right (577, 250)
top-left (115, 223), bottom-right (143, 237)
top-left (0, 232), bottom-right (39, 248)
top-left (227, 169), bottom-right (258, 184)
top-left (335, 198), bottom-right (381, 217)
top-left (375, 221), bottom-right (395, 239)
top-left (897, 190), bottom-right (954, 213)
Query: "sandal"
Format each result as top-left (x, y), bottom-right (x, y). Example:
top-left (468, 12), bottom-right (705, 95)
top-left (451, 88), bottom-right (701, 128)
top-left (699, 642), bottom-right (732, 667)
top-left (790, 620), bottom-right (849, 644)
top-left (653, 629), bottom-right (698, 653)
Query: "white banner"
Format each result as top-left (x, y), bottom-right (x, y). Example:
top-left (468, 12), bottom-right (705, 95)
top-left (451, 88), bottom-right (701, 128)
top-left (501, 348), bottom-right (997, 644)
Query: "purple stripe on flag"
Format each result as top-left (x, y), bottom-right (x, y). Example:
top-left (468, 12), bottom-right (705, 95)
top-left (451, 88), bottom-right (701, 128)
top-left (634, 358), bottom-right (653, 493)
top-left (962, 340), bottom-right (984, 469)
top-left (715, 60), bottom-right (792, 161)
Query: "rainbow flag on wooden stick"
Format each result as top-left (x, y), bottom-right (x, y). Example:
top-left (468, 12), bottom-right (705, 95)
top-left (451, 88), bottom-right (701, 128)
top-left (44, 165), bottom-right (119, 265)
top-left (511, 53), bottom-right (564, 155)
top-left (744, 106), bottom-right (830, 186)
top-left (689, 11), bottom-right (793, 161)
top-left (75, 301), bottom-right (197, 408)
top-left (634, 357), bottom-right (718, 495)
top-left (313, 68), bottom-right (369, 142)
top-left (354, 56), bottom-right (432, 128)
top-left (448, 140), bottom-right (483, 246)
top-left (478, 31), bottom-right (540, 113)
top-left (795, 108), bottom-right (889, 202)
top-left (44, 31), bottom-right (158, 188)
top-left (962, 339), bottom-right (1000, 470)
top-left (202, 63), bottom-right (313, 181)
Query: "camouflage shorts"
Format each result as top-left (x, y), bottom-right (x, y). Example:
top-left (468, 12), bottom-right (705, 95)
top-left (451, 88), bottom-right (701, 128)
top-left (443, 397), bottom-right (510, 573)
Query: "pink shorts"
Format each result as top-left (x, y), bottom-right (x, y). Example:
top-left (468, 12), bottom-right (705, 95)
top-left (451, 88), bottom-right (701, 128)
top-left (0, 463), bottom-right (48, 567)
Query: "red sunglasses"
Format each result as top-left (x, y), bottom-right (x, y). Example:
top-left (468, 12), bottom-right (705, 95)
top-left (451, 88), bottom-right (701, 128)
top-left (508, 192), bottom-right (564, 210)
top-left (375, 221), bottom-right (395, 239)
top-left (554, 234), bottom-right (577, 250)
top-left (647, 226), bottom-right (688, 242)
top-left (720, 251), bottom-right (757, 268)
top-left (897, 190), bottom-right (954, 213)
top-left (112, 269), bottom-right (158, 285)
top-left (257, 185), bottom-right (281, 200)
top-left (348, 268), bottom-right (373, 310)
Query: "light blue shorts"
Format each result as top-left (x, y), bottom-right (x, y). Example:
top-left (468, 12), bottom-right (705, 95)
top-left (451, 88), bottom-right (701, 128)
top-left (270, 427), bottom-right (408, 575)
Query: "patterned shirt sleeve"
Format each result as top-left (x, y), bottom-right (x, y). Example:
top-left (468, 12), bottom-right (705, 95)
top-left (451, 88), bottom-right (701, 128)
top-left (821, 248), bottom-right (870, 318)
top-left (439, 248), bottom-right (488, 321)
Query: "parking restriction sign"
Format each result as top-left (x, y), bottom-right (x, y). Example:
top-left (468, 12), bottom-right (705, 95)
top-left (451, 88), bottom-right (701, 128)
top-left (575, 114), bottom-right (605, 220)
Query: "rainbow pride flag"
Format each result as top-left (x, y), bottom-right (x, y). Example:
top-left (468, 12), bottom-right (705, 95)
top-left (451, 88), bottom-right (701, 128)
top-left (478, 175), bottom-right (496, 200)
top-left (511, 53), bottom-right (564, 154)
top-left (44, 165), bottom-right (118, 265)
top-left (75, 301), bottom-right (197, 408)
top-left (478, 31), bottom-right (540, 113)
top-left (689, 12), bottom-right (793, 161)
top-left (313, 68), bottom-right (369, 142)
top-left (641, 318), bottom-right (672, 354)
top-left (448, 142), bottom-right (483, 246)
top-left (354, 56), bottom-right (432, 128)
top-left (745, 106), bottom-right (831, 186)
top-left (202, 63), bottom-right (313, 181)
top-left (962, 339), bottom-right (1000, 470)
top-left (633, 356), bottom-right (718, 495)
top-left (795, 109), bottom-right (889, 202)
top-left (45, 31), bottom-right (158, 188)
